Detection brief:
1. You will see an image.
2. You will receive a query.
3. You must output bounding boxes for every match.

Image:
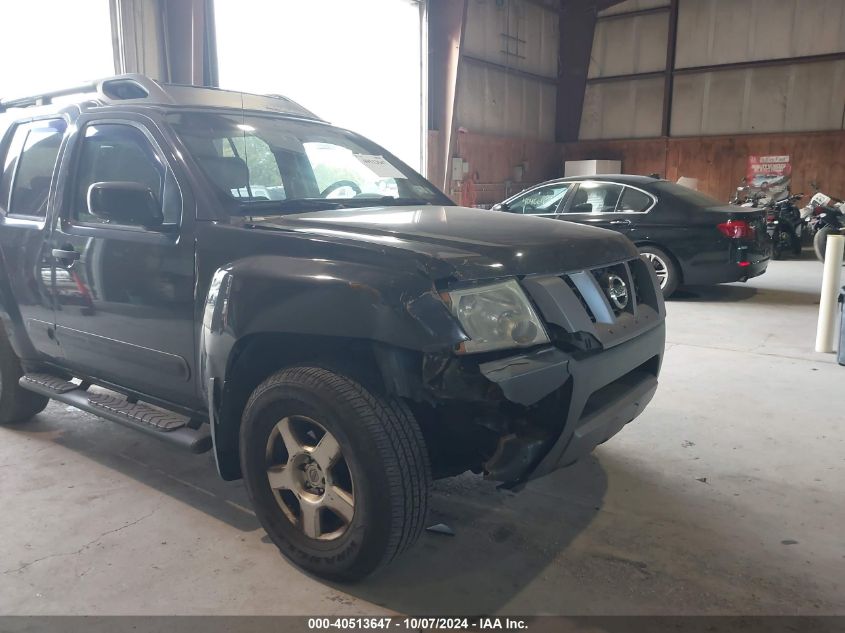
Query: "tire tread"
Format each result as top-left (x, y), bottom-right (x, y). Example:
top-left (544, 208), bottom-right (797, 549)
top-left (0, 324), bottom-right (49, 425)
top-left (243, 366), bottom-right (431, 572)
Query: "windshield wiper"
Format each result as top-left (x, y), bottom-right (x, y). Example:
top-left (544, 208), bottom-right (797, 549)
top-left (233, 198), bottom-right (348, 215)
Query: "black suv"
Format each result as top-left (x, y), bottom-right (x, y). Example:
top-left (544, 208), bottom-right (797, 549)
top-left (0, 75), bottom-right (665, 580)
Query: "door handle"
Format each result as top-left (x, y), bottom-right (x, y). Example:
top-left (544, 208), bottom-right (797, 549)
top-left (609, 219), bottom-right (632, 225)
top-left (52, 248), bottom-right (80, 262)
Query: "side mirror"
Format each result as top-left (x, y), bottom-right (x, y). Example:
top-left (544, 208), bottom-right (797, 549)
top-left (572, 202), bottom-right (593, 213)
top-left (87, 182), bottom-right (163, 227)
top-left (492, 202), bottom-right (509, 211)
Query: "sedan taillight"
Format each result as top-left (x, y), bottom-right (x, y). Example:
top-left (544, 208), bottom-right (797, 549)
top-left (717, 219), bottom-right (754, 239)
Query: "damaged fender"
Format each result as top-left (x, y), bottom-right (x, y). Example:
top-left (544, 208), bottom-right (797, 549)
top-left (198, 253), bottom-right (467, 479)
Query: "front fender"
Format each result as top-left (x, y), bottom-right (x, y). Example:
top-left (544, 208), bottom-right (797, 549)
top-left (198, 255), bottom-right (467, 479)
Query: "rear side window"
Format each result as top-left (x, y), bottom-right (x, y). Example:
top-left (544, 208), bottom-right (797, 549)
top-left (567, 182), bottom-right (623, 213)
top-left (618, 187), bottom-right (653, 213)
top-left (1, 119), bottom-right (66, 217)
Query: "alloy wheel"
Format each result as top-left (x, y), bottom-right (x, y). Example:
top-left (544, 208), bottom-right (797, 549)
top-left (642, 252), bottom-right (669, 289)
top-left (265, 415), bottom-right (355, 541)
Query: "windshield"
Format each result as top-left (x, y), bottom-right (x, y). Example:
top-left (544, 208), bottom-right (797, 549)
top-left (653, 181), bottom-right (723, 208)
top-left (166, 111), bottom-right (450, 213)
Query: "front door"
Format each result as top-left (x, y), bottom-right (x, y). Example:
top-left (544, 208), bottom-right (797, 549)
top-left (502, 182), bottom-right (573, 218)
top-left (50, 118), bottom-right (198, 407)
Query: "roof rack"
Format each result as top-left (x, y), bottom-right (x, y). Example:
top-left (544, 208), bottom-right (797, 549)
top-left (0, 74), bottom-right (322, 121)
top-left (0, 75), bottom-right (170, 113)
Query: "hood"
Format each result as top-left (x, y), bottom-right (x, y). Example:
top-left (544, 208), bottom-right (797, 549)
top-left (252, 205), bottom-right (637, 281)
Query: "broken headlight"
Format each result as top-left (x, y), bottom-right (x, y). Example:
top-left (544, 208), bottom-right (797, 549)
top-left (444, 279), bottom-right (549, 354)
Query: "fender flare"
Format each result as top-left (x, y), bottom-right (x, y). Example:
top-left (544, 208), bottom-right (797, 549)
top-left (198, 256), bottom-right (467, 479)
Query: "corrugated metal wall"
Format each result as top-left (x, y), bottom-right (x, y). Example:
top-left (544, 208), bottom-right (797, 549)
top-left (676, 0), bottom-right (845, 68)
top-left (599, 0), bottom-right (670, 17)
top-left (672, 60), bottom-right (845, 136)
top-left (671, 0), bottom-right (845, 137)
top-left (580, 76), bottom-right (665, 139)
top-left (588, 10), bottom-right (668, 77)
top-left (579, 0), bottom-right (845, 140)
top-left (456, 0), bottom-right (559, 141)
top-left (579, 0), bottom-right (670, 139)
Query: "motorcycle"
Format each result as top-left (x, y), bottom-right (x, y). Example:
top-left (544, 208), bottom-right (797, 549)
top-left (730, 179), bottom-right (769, 208)
top-left (803, 184), bottom-right (845, 261)
top-left (812, 206), bottom-right (845, 262)
top-left (765, 192), bottom-right (804, 260)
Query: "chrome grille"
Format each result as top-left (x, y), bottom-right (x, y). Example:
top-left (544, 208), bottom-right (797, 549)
top-left (521, 255), bottom-right (664, 350)
top-left (587, 262), bottom-right (637, 318)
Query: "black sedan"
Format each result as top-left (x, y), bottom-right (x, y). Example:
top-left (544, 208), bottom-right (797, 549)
top-left (493, 175), bottom-right (771, 297)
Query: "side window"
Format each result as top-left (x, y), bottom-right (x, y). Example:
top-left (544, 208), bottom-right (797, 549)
top-left (567, 182), bottom-right (623, 214)
top-left (508, 184), bottom-right (571, 214)
top-left (222, 135), bottom-right (285, 200)
top-left (618, 187), bottom-right (653, 213)
top-left (1, 119), bottom-right (66, 217)
top-left (73, 123), bottom-right (181, 225)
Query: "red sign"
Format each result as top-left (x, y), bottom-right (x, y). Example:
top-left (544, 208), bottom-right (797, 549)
top-left (746, 155), bottom-right (792, 197)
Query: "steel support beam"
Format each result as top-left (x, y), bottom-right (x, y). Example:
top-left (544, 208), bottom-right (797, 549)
top-left (673, 51), bottom-right (845, 76)
top-left (586, 70), bottom-right (666, 84)
top-left (597, 5), bottom-right (670, 21)
top-left (661, 0), bottom-right (679, 137)
top-left (109, 0), bottom-right (218, 86)
top-left (555, 1), bottom-right (599, 142)
top-left (428, 0), bottom-right (468, 191)
top-left (461, 54), bottom-right (558, 86)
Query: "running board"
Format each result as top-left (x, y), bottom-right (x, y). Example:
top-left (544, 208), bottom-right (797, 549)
top-left (19, 373), bottom-right (212, 454)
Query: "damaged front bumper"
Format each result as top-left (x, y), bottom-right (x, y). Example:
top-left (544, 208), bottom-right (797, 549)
top-left (473, 256), bottom-right (667, 485)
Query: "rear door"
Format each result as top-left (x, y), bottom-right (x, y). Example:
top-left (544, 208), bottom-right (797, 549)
top-left (559, 181), bottom-right (655, 242)
top-left (0, 117), bottom-right (67, 360)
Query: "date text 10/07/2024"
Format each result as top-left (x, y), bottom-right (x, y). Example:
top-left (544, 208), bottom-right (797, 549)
top-left (307, 618), bottom-right (529, 630)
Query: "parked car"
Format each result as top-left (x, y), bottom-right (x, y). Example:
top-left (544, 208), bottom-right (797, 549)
top-left (0, 76), bottom-right (665, 580)
top-left (494, 175), bottom-right (771, 297)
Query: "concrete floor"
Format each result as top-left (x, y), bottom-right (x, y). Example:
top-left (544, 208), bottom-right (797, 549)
top-left (1, 255), bottom-right (843, 615)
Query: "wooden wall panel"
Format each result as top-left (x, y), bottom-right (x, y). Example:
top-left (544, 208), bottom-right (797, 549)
top-left (566, 131), bottom-right (845, 202)
top-left (664, 132), bottom-right (845, 201)
top-left (427, 130), bottom-right (845, 207)
top-left (561, 138), bottom-right (669, 179)
top-left (427, 131), bottom-right (565, 205)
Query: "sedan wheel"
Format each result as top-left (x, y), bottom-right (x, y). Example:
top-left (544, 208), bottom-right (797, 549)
top-left (638, 245), bottom-right (679, 298)
top-left (265, 415), bottom-right (355, 540)
top-left (641, 252), bottom-right (669, 288)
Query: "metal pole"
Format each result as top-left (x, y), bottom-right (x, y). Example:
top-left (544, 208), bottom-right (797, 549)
top-left (815, 234), bottom-right (845, 353)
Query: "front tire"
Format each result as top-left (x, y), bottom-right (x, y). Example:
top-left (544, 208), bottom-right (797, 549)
top-left (240, 366), bottom-right (431, 580)
top-left (0, 324), bottom-right (49, 426)
top-left (638, 245), bottom-right (680, 298)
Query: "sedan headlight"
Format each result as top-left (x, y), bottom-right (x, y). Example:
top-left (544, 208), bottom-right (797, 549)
top-left (444, 279), bottom-right (549, 354)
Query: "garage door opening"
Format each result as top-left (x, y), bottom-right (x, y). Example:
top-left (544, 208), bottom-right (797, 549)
top-left (214, 0), bottom-right (426, 172)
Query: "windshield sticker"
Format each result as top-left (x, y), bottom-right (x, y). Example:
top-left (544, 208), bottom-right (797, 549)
top-left (353, 154), bottom-right (405, 179)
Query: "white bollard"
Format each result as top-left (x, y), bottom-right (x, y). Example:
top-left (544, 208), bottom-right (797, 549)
top-left (815, 234), bottom-right (845, 353)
